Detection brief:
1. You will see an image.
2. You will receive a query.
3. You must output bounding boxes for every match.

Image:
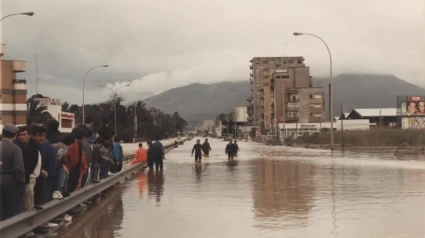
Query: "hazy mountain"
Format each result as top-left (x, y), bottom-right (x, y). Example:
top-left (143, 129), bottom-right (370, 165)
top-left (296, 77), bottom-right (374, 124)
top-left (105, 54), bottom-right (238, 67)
top-left (312, 74), bottom-right (425, 117)
top-left (142, 82), bottom-right (251, 126)
top-left (139, 74), bottom-right (425, 125)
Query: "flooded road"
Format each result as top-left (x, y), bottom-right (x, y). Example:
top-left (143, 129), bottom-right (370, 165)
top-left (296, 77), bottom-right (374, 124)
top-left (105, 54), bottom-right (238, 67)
top-left (57, 139), bottom-right (425, 238)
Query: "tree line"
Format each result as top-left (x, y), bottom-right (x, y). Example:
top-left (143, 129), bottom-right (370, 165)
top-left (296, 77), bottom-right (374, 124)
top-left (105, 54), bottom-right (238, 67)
top-left (26, 94), bottom-right (188, 142)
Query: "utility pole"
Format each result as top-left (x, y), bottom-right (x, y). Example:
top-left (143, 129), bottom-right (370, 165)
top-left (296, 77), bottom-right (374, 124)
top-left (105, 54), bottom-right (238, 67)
top-left (341, 103), bottom-right (344, 151)
top-left (133, 102), bottom-right (137, 143)
top-left (35, 54), bottom-right (39, 95)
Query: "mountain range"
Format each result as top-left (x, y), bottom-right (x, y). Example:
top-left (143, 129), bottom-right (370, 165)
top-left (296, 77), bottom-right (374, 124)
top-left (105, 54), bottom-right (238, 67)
top-left (141, 74), bottom-right (425, 125)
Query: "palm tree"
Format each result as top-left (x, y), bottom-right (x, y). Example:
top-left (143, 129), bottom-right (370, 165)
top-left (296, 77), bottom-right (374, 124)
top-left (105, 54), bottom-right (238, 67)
top-left (26, 95), bottom-right (51, 125)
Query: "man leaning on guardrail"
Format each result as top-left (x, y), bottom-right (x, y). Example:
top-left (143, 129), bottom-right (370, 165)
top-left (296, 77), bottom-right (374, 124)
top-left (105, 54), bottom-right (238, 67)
top-left (0, 124), bottom-right (26, 221)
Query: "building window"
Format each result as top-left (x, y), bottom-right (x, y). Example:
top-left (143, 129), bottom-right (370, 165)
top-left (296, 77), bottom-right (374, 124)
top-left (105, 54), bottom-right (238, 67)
top-left (270, 60), bottom-right (274, 64)
top-left (61, 119), bottom-right (73, 128)
top-left (292, 96), bottom-right (296, 101)
top-left (310, 113), bottom-right (313, 117)
top-left (289, 60), bottom-right (294, 64)
top-left (263, 60), bottom-right (269, 64)
top-left (276, 64), bottom-right (281, 68)
top-left (310, 95), bottom-right (313, 99)
top-left (283, 61), bottom-right (287, 64)
top-left (298, 60), bottom-right (302, 64)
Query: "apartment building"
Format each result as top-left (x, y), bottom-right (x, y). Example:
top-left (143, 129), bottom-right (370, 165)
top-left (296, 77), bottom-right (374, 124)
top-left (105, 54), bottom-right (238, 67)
top-left (248, 56), bottom-right (310, 131)
top-left (285, 87), bottom-right (324, 123)
top-left (248, 56), bottom-right (324, 135)
top-left (0, 44), bottom-right (28, 129)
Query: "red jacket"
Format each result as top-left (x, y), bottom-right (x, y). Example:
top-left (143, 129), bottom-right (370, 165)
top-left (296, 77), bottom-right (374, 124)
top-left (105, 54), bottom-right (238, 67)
top-left (65, 140), bottom-right (88, 175)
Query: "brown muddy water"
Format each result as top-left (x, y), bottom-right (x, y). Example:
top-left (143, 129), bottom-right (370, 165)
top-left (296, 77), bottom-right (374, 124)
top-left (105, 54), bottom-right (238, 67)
top-left (56, 139), bottom-right (425, 238)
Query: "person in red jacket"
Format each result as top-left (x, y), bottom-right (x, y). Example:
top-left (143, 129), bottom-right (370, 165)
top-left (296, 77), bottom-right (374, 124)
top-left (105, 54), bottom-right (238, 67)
top-left (132, 143), bottom-right (147, 165)
top-left (65, 128), bottom-right (87, 194)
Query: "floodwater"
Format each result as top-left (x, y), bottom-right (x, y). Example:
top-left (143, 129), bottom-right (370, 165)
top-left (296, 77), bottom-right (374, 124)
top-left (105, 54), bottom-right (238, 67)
top-left (57, 139), bottom-right (425, 238)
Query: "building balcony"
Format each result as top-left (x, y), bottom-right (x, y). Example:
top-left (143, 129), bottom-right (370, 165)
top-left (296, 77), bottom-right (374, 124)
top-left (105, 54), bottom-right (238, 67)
top-left (250, 65), bottom-right (253, 70)
top-left (246, 97), bottom-right (253, 102)
top-left (287, 102), bottom-right (299, 108)
top-left (287, 116), bottom-right (299, 122)
top-left (250, 73), bottom-right (253, 77)
top-left (288, 99), bottom-right (299, 103)
top-left (12, 61), bottom-right (27, 72)
top-left (250, 78), bottom-right (253, 84)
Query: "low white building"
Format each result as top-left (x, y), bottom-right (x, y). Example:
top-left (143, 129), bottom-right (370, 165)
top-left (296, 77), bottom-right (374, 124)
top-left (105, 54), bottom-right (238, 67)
top-left (278, 119), bottom-right (371, 138)
top-left (203, 120), bottom-right (215, 131)
top-left (35, 98), bottom-right (75, 133)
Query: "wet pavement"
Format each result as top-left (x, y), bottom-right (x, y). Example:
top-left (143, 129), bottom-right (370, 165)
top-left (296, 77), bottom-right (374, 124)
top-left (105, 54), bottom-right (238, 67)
top-left (56, 139), bottom-right (425, 238)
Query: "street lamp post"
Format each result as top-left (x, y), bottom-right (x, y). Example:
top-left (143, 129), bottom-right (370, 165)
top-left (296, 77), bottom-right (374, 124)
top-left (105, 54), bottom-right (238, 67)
top-left (82, 65), bottom-right (108, 124)
top-left (293, 32), bottom-right (334, 151)
top-left (0, 12), bottom-right (34, 21)
top-left (100, 84), bottom-right (130, 136)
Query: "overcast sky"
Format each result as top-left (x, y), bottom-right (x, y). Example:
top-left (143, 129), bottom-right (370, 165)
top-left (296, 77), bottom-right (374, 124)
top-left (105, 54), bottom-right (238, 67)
top-left (1, 0), bottom-right (424, 105)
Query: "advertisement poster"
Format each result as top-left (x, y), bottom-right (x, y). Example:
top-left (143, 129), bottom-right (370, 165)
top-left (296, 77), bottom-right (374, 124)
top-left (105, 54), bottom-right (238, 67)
top-left (402, 117), bottom-right (425, 129)
top-left (402, 96), bottom-right (425, 115)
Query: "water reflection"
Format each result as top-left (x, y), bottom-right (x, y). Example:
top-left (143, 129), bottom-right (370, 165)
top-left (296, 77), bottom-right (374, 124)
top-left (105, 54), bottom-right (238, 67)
top-left (193, 163), bottom-right (209, 183)
top-left (147, 169), bottom-right (165, 203)
top-left (251, 159), bottom-right (315, 229)
top-left (56, 190), bottom-right (124, 238)
top-left (226, 159), bottom-right (238, 173)
top-left (137, 171), bottom-right (147, 198)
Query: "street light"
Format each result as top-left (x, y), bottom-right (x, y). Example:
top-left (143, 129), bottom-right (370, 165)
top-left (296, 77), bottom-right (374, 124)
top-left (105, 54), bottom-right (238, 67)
top-left (100, 84), bottom-right (130, 136)
top-left (82, 65), bottom-right (108, 124)
top-left (0, 12), bottom-right (34, 21)
top-left (293, 32), bottom-right (334, 151)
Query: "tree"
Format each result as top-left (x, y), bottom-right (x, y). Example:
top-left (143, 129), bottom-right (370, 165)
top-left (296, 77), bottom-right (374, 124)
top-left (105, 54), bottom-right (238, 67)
top-left (26, 93), bottom-right (188, 142)
top-left (26, 94), bottom-right (52, 125)
top-left (61, 102), bottom-right (70, 112)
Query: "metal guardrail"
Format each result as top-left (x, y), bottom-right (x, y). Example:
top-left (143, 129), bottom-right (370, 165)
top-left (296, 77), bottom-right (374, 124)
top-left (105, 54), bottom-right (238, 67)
top-left (0, 138), bottom-right (188, 238)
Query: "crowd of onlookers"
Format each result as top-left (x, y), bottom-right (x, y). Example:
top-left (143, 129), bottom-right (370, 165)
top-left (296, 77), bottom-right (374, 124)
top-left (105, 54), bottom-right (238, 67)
top-left (0, 117), bottom-right (126, 237)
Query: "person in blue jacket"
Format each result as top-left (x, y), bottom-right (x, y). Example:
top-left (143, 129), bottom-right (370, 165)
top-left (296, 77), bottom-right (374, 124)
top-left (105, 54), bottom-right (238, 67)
top-left (111, 136), bottom-right (124, 173)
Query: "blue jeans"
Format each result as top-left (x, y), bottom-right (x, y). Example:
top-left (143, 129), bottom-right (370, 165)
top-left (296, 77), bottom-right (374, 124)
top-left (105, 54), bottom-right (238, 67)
top-left (56, 167), bottom-right (68, 191)
top-left (99, 164), bottom-right (110, 180)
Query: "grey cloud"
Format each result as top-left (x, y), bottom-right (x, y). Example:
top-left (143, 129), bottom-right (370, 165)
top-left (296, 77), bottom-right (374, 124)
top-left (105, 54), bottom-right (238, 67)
top-left (1, 0), bottom-right (424, 105)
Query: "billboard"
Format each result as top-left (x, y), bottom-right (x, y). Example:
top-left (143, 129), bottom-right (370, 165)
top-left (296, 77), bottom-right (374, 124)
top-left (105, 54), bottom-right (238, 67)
top-left (401, 96), bottom-right (425, 115)
top-left (402, 117), bottom-right (425, 129)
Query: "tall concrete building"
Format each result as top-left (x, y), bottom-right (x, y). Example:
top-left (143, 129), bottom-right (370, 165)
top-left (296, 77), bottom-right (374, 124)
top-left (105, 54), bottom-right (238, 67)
top-left (248, 56), bottom-right (324, 135)
top-left (0, 44), bottom-right (28, 129)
